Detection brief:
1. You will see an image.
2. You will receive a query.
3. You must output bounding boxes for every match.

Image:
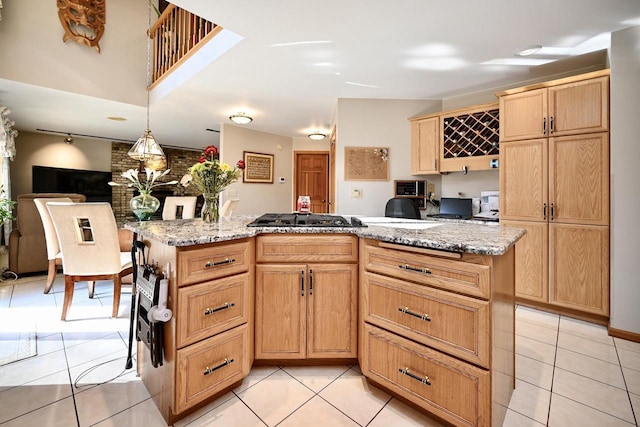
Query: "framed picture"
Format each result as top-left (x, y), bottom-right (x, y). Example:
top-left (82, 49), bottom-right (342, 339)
top-left (243, 151), bottom-right (274, 183)
top-left (344, 146), bottom-right (389, 180)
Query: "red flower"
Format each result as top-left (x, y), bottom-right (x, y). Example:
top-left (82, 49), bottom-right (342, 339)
top-left (236, 160), bottom-right (245, 170)
top-left (198, 155), bottom-right (206, 163)
top-left (203, 145), bottom-right (218, 160)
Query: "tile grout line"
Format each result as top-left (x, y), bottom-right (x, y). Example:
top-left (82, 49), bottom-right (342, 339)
top-left (613, 339), bottom-right (640, 426)
top-left (545, 312), bottom-right (561, 426)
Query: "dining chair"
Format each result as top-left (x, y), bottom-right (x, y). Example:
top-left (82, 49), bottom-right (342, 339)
top-left (220, 198), bottom-right (239, 217)
top-left (162, 196), bottom-right (197, 220)
top-left (46, 202), bottom-right (133, 321)
top-left (33, 197), bottom-right (82, 294)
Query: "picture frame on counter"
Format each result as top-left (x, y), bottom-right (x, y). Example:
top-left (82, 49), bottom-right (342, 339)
top-left (243, 151), bottom-right (274, 183)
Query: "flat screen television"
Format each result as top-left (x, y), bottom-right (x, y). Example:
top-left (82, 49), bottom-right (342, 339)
top-left (32, 166), bottom-right (112, 203)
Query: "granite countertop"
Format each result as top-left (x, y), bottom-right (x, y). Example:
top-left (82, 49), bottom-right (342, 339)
top-left (125, 215), bottom-right (525, 256)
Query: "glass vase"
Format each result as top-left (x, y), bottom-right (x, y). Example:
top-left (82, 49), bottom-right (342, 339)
top-left (201, 192), bottom-right (220, 223)
top-left (130, 190), bottom-right (160, 221)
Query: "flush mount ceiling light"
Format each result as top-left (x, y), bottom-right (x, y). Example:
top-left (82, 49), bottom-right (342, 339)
top-left (229, 113), bottom-right (253, 125)
top-left (64, 134), bottom-right (74, 144)
top-left (517, 44), bottom-right (543, 56)
top-left (308, 132), bottom-right (326, 141)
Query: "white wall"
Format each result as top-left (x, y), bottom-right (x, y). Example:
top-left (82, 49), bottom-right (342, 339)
top-left (220, 124), bottom-right (293, 215)
top-left (335, 98), bottom-right (441, 216)
top-left (610, 25), bottom-right (640, 335)
top-left (0, 0), bottom-right (147, 106)
top-left (10, 131), bottom-right (112, 196)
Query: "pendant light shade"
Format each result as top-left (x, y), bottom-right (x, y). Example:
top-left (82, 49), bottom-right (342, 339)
top-left (128, 129), bottom-right (165, 161)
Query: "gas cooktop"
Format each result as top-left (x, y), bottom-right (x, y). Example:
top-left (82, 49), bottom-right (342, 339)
top-left (247, 213), bottom-right (366, 228)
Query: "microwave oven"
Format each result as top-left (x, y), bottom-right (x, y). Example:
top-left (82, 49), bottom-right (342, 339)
top-left (395, 180), bottom-right (428, 197)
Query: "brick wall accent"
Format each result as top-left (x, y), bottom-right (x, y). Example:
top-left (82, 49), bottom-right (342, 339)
top-left (111, 142), bottom-right (201, 227)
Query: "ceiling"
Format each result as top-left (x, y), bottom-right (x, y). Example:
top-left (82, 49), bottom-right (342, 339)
top-left (3, 0), bottom-right (640, 150)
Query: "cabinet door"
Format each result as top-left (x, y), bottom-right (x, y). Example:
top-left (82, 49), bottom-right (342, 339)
top-left (549, 76), bottom-right (609, 136)
top-left (500, 139), bottom-right (548, 221)
top-left (307, 264), bottom-right (358, 358)
top-left (255, 264), bottom-right (307, 359)
top-left (411, 117), bottom-right (439, 174)
top-left (501, 220), bottom-right (548, 303)
top-left (549, 133), bottom-right (609, 225)
top-left (549, 224), bottom-right (609, 316)
top-left (499, 88), bottom-right (547, 141)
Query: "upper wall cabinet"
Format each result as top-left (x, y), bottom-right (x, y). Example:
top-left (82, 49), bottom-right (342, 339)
top-left (499, 71), bottom-right (609, 142)
top-left (409, 102), bottom-right (500, 175)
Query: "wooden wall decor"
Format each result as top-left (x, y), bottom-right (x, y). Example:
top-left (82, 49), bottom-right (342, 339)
top-left (57, 0), bottom-right (106, 53)
top-left (344, 146), bottom-right (389, 181)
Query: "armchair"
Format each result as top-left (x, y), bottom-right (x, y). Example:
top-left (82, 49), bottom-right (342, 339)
top-left (47, 202), bottom-right (133, 321)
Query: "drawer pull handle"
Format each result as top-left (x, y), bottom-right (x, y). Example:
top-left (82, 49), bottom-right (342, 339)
top-left (205, 258), bottom-right (236, 268)
top-left (399, 264), bottom-right (431, 275)
top-left (203, 358), bottom-right (234, 376)
top-left (399, 367), bottom-right (431, 386)
top-left (398, 307), bottom-right (431, 322)
top-left (204, 302), bottom-right (235, 316)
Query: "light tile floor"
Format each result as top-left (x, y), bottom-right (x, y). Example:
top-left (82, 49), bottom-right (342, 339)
top-left (0, 274), bottom-right (638, 426)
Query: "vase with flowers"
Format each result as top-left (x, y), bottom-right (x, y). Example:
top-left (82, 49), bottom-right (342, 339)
top-left (181, 145), bottom-right (245, 223)
top-left (109, 168), bottom-right (178, 221)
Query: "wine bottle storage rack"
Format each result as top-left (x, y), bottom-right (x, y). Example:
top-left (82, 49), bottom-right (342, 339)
top-left (442, 108), bottom-right (499, 159)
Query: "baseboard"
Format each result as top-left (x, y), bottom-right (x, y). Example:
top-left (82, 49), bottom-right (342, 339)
top-left (608, 327), bottom-right (640, 343)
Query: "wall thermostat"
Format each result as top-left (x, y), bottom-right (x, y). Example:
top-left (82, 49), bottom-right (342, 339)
top-left (279, 177), bottom-right (285, 183)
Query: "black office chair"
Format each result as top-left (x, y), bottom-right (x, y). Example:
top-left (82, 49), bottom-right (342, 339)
top-left (384, 198), bottom-right (421, 219)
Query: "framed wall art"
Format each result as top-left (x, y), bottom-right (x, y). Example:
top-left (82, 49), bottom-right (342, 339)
top-left (344, 146), bottom-right (389, 181)
top-left (243, 151), bottom-right (274, 183)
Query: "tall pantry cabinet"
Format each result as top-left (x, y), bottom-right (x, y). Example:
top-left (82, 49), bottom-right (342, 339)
top-left (498, 70), bottom-right (610, 321)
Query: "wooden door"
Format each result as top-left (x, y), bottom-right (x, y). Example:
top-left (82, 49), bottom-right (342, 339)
top-left (502, 220), bottom-right (548, 303)
top-left (307, 263), bottom-right (358, 358)
top-left (255, 264), bottom-right (306, 359)
top-left (295, 152), bottom-right (329, 213)
top-left (548, 76), bottom-right (609, 136)
top-left (411, 117), bottom-right (439, 174)
top-left (499, 139), bottom-right (548, 221)
top-left (549, 223), bottom-right (609, 316)
top-left (549, 133), bottom-right (609, 225)
top-left (499, 88), bottom-right (548, 141)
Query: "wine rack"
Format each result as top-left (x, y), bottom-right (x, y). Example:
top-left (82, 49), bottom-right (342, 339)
top-left (442, 108), bottom-right (499, 159)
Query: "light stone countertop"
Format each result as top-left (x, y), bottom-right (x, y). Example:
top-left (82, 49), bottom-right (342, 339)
top-left (125, 215), bottom-right (525, 256)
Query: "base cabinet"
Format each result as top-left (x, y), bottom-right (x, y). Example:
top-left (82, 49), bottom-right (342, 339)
top-left (255, 234), bottom-right (358, 360)
top-left (359, 238), bottom-right (515, 427)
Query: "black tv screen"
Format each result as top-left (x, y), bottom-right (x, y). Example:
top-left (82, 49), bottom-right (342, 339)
top-left (32, 166), bottom-right (112, 203)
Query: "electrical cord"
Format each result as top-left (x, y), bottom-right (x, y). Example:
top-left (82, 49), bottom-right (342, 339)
top-left (73, 355), bottom-right (137, 390)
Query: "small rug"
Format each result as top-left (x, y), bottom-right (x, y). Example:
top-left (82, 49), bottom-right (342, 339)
top-left (0, 329), bottom-right (37, 366)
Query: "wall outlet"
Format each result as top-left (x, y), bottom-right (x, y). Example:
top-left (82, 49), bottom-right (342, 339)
top-left (428, 182), bottom-right (435, 195)
top-left (350, 188), bottom-right (362, 198)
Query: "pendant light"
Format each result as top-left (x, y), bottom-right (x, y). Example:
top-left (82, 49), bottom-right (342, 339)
top-left (128, 3), bottom-right (165, 162)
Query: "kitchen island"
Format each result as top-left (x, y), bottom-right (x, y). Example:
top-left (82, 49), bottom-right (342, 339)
top-left (126, 216), bottom-right (524, 426)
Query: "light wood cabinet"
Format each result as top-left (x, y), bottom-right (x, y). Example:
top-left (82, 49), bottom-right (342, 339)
top-left (499, 72), bottom-right (609, 142)
top-left (137, 238), bottom-right (255, 424)
top-left (409, 102), bottom-right (500, 175)
top-left (359, 238), bottom-right (515, 427)
top-left (498, 70), bottom-right (610, 321)
top-left (255, 235), bottom-right (358, 360)
top-left (411, 116), bottom-right (440, 175)
top-left (549, 224), bottom-right (609, 316)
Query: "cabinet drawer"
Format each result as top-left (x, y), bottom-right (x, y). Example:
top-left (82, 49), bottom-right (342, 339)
top-left (362, 244), bottom-right (491, 299)
top-left (363, 271), bottom-right (490, 367)
top-left (175, 324), bottom-right (251, 414)
top-left (178, 240), bottom-right (251, 286)
top-left (256, 234), bottom-right (357, 263)
top-left (362, 324), bottom-right (489, 427)
top-left (177, 272), bottom-right (251, 348)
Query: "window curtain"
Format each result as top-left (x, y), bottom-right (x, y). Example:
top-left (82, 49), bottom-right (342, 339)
top-left (0, 105), bottom-right (17, 244)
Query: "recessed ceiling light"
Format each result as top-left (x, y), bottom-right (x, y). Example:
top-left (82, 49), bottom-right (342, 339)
top-left (107, 116), bottom-right (127, 121)
top-left (517, 45), bottom-right (543, 56)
